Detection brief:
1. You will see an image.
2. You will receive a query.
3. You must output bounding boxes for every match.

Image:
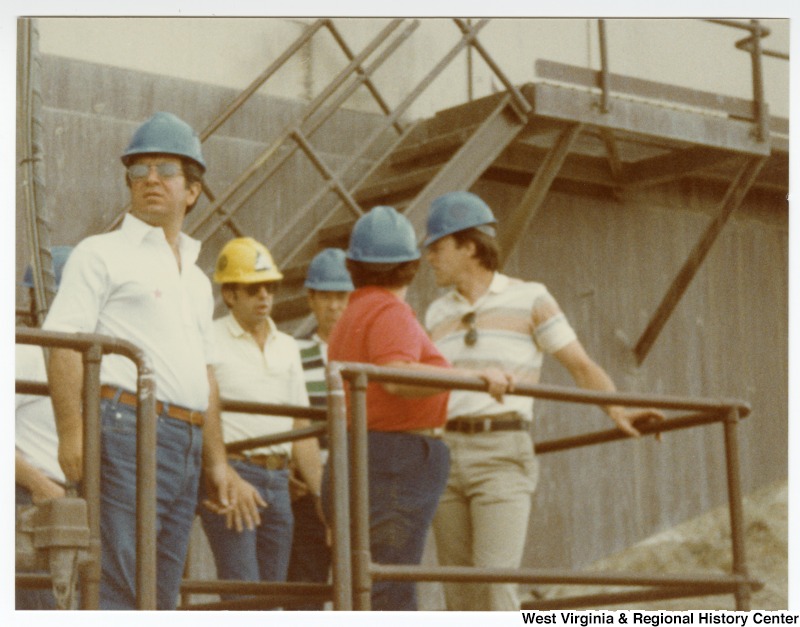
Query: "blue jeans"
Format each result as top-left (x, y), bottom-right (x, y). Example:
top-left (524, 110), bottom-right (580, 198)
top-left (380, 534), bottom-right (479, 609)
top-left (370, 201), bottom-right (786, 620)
top-left (15, 484), bottom-right (58, 610)
top-left (287, 493), bottom-right (331, 610)
top-left (199, 459), bottom-right (293, 592)
top-left (323, 431), bottom-right (450, 611)
top-left (99, 396), bottom-right (203, 610)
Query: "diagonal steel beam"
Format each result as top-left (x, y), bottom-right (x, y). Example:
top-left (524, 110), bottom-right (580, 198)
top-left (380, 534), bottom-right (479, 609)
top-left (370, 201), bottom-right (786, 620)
top-left (402, 93), bottom-right (530, 234)
top-left (498, 123), bottom-right (583, 267)
top-left (186, 19), bottom-right (406, 241)
top-left (101, 19), bottom-right (331, 234)
top-left (276, 19), bottom-right (494, 272)
top-left (633, 156), bottom-right (767, 364)
top-left (621, 146), bottom-right (744, 188)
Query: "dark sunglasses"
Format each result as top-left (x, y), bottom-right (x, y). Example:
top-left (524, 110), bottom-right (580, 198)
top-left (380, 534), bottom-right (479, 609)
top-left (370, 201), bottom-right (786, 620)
top-left (240, 282), bottom-right (279, 296)
top-left (127, 162), bottom-right (183, 180)
top-left (462, 311), bottom-right (478, 347)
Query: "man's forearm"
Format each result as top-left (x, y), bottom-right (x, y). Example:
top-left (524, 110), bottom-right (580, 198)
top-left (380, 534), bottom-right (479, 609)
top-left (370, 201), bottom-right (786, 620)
top-left (202, 368), bottom-right (228, 468)
top-left (47, 348), bottom-right (84, 440)
top-left (292, 419), bottom-right (323, 495)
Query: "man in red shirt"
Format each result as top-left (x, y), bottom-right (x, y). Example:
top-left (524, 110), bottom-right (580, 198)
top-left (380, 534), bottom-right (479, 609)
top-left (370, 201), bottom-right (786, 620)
top-left (326, 205), bottom-right (512, 610)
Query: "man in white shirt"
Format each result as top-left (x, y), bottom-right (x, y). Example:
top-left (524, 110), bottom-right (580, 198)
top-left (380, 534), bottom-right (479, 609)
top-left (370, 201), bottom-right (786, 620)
top-left (43, 112), bottom-right (231, 610)
top-left (423, 191), bottom-right (664, 611)
top-left (199, 237), bottom-right (323, 597)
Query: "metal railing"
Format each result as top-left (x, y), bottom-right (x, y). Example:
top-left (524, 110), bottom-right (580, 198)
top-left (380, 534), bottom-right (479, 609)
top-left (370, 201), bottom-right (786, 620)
top-left (326, 362), bottom-right (761, 611)
top-left (15, 328), bottom-right (336, 611)
top-left (179, 400), bottom-right (332, 610)
top-left (15, 327), bottom-right (159, 610)
top-left (14, 330), bottom-right (763, 611)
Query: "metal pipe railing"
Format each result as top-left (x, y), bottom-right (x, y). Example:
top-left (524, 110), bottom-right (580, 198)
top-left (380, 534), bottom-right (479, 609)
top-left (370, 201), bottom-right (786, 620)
top-left (15, 344), bottom-right (340, 610)
top-left (330, 361), bottom-right (757, 611)
top-left (326, 362), bottom-right (353, 610)
top-left (16, 327), bottom-right (158, 610)
top-left (174, 396), bottom-right (337, 610)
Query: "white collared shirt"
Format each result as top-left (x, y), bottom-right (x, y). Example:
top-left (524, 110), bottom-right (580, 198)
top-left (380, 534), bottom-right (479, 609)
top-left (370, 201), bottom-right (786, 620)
top-left (425, 272), bottom-right (577, 421)
top-left (213, 314), bottom-right (310, 456)
top-left (16, 344), bottom-right (65, 483)
top-left (43, 213), bottom-right (217, 410)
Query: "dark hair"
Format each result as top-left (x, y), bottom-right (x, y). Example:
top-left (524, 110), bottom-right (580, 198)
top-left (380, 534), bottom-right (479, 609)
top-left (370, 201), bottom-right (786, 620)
top-left (181, 159), bottom-right (204, 213)
top-left (451, 227), bottom-right (500, 271)
top-left (346, 259), bottom-right (420, 289)
top-left (124, 155), bottom-right (204, 214)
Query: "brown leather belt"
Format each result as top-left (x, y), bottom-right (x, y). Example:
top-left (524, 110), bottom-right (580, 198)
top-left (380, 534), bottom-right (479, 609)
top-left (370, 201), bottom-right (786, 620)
top-left (404, 427), bottom-right (444, 439)
top-left (101, 385), bottom-right (205, 427)
top-left (445, 411), bottom-right (528, 435)
top-left (228, 452), bottom-right (290, 471)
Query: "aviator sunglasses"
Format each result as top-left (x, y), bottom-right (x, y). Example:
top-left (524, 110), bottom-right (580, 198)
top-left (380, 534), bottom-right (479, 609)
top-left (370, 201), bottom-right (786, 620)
top-left (240, 282), bottom-right (279, 296)
top-left (127, 162), bottom-right (183, 180)
top-left (462, 311), bottom-right (478, 347)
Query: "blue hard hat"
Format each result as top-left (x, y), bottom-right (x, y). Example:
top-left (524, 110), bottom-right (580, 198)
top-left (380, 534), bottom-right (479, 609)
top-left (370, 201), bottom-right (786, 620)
top-left (22, 246), bottom-right (74, 289)
top-left (121, 112), bottom-right (206, 172)
top-left (423, 191), bottom-right (497, 247)
top-left (305, 248), bottom-right (354, 292)
top-left (347, 206), bottom-right (421, 263)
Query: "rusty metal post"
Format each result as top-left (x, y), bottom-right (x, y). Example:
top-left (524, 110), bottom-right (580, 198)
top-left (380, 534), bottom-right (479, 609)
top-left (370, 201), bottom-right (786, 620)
top-left (748, 19), bottom-right (768, 143)
top-left (133, 362), bottom-right (158, 609)
top-left (326, 363), bottom-right (353, 610)
top-left (723, 406), bottom-right (751, 611)
top-left (349, 372), bottom-right (372, 610)
top-left (80, 343), bottom-right (103, 609)
top-left (598, 19), bottom-right (611, 113)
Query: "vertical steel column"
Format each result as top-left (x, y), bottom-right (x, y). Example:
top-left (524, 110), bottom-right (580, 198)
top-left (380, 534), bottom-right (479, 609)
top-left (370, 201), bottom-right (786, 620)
top-left (350, 372), bottom-right (372, 611)
top-left (723, 407), bottom-right (751, 611)
top-left (135, 367), bottom-right (158, 609)
top-left (598, 19), bottom-right (611, 113)
top-left (80, 344), bottom-right (103, 609)
top-left (748, 19), bottom-right (768, 143)
top-left (326, 364), bottom-right (353, 610)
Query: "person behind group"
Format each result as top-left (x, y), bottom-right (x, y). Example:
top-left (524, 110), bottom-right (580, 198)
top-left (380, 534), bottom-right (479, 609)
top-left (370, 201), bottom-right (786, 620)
top-left (16, 246), bottom-right (73, 609)
top-left (199, 237), bottom-right (323, 598)
top-left (287, 247), bottom-right (353, 609)
top-left (43, 112), bottom-right (232, 610)
top-left (422, 191), bottom-right (665, 611)
top-left (325, 205), bottom-right (514, 611)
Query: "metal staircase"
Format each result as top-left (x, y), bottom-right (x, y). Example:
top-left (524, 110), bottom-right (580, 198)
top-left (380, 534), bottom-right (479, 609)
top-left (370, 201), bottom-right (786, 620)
top-left (20, 18), bottom-right (789, 359)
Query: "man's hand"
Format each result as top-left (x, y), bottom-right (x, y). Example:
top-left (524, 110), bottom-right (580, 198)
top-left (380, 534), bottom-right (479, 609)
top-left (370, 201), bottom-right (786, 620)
top-left (609, 407), bottom-right (666, 438)
top-left (289, 467), bottom-right (309, 502)
top-left (477, 367), bottom-right (516, 403)
top-left (201, 461), bottom-right (235, 516)
top-left (202, 464), bottom-right (266, 533)
top-left (57, 428), bottom-right (84, 483)
top-left (32, 478), bottom-right (67, 504)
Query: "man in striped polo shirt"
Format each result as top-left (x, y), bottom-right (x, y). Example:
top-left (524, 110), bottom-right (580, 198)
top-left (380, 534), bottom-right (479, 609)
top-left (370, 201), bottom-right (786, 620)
top-left (423, 191), bottom-right (664, 612)
top-left (288, 248), bottom-right (353, 608)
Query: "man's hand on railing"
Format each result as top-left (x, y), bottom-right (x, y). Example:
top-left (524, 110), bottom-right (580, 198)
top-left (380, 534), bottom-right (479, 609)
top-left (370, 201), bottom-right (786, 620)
top-left (608, 407), bottom-right (666, 439)
top-left (203, 463), bottom-right (266, 533)
top-left (474, 367), bottom-right (516, 403)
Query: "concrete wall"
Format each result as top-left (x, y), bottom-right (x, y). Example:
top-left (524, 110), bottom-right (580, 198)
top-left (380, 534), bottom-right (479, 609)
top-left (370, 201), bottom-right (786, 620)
top-left (36, 17), bottom-right (790, 120)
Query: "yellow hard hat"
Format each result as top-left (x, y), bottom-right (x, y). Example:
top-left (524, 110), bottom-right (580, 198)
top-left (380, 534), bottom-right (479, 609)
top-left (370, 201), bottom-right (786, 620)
top-left (213, 237), bottom-right (283, 284)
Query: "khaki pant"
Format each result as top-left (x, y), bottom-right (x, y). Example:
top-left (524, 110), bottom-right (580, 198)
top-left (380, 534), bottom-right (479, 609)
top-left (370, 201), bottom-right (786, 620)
top-left (433, 430), bottom-right (538, 611)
